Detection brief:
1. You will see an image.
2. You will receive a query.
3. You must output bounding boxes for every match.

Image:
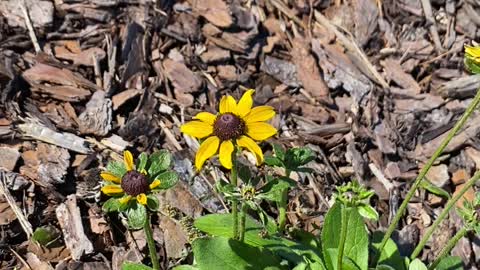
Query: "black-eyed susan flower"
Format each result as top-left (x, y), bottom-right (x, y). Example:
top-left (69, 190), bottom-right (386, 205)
top-left (101, 150), bottom-right (178, 212)
top-left (180, 89), bottom-right (277, 170)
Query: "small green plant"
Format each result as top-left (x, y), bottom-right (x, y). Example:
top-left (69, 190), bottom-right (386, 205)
top-left (100, 150), bottom-right (178, 270)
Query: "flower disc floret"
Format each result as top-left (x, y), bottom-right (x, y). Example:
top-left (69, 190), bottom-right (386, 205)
top-left (121, 171), bottom-right (149, 196)
top-left (214, 113), bottom-right (246, 141)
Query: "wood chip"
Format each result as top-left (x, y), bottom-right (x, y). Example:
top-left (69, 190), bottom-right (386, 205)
top-left (55, 195), bottom-right (94, 260)
top-left (78, 91), bottom-right (112, 136)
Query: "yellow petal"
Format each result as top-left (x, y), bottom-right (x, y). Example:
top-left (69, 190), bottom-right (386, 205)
top-left (219, 95), bottom-right (237, 114)
top-left (101, 185), bottom-right (124, 196)
top-left (100, 171), bottom-right (121, 184)
top-left (236, 136), bottom-right (264, 165)
top-left (219, 140), bottom-right (235, 169)
top-left (181, 121), bottom-right (214, 138)
top-left (236, 89), bottom-right (255, 117)
top-left (244, 106), bottom-right (275, 123)
top-left (195, 112), bottom-right (217, 125)
top-left (150, 179), bottom-right (161, 189)
top-left (465, 46), bottom-right (480, 58)
top-left (195, 136), bottom-right (220, 170)
top-left (124, 150), bottom-right (134, 171)
top-left (137, 193), bottom-right (147, 205)
top-left (246, 122), bottom-right (277, 141)
top-left (119, 195), bottom-right (132, 205)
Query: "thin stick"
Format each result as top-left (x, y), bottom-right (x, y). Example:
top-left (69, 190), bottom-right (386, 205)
top-left (420, 0), bottom-right (444, 53)
top-left (0, 171), bottom-right (33, 237)
top-left (374, 88), bottom-right (480, 264)
top-left (19, 0), bottom-right (41, 53)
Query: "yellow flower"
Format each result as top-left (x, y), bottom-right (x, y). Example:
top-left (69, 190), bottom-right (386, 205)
top-left (181, 89), bottom-right (277, 170)
top-left (465, 45), bottom-right (480, 63)
top-left (100, 150), bottom-right (161, 206)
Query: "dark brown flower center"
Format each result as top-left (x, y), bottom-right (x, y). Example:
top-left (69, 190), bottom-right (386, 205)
top-left (213, 113), bottom-right (245, 141)
top-left (121, 171), bottom-right (149, 196)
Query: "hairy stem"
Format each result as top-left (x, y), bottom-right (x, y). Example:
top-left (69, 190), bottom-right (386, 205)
top-left (428, 227), bottom-right (467, 270)
top-left (412, 171), bottom-right (480, 259)
top-left (375, 88), bottom-right (480, 264)
top-left (278, 169), bottom-right (291, 233)
top-left (239, 203), bottom-right (248, 242)
top-left (337, 205), bottom-right (348, 270)
top-left (231, 152), bottom-right (239, 240)
top-left (144, 215), bottom-right (160, 270)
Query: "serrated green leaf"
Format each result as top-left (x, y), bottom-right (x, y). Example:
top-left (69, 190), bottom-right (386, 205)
top-left (371, 231), bottom-right (406, 270)
top-left (121, 262), bottom-right (154, 270)
top-left (258, 177), bottom-right (295, 203)
top-left (357, 205), bottom-right (379, 221)
top-left (137, 153), bottom-right (148, 173)
top-left (272, 143), bottom-right (286, 160)
top-left (237, 163), bottom-right (253, 184)
top-left (126, 204), bottom-right (147, 230)
top-left (194, 214), bottom-right (322, 265)
top-left (264, 156), bottom-right (284, 167)
top-left (435, 256), bottom-right (463, 270)
top-left (321, 203), bottom-right (369, 270)
top-left (103, 197), bottom-right (121, 213)
top-left (146, 195), bottom-right (159, 212)
top-left (192, 236), bottom-right (285, 270)
top-left (148, 150), bottom-right (172, 176)
top-left (285, 147), bottom-right (316, 170)
top-left (409, 259), bottom-right (427, 270)
top-left (155, 171), bottom-right (179, 189)
top-left (107, 161), bottom-right (127, 178)
top-left (420, 179), bottom-right (450, 199)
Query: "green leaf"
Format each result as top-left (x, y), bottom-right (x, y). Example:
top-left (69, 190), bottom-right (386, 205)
top-left (193, 236), bottom-right (285, 270)
top-left (376, 265), bottom-right (396, 270)
top-left (464, 57), bottom-right (480, 75)
top-left (371, 231), bottom-right (406, 270)
top-left (323, 248), bottom-right (361, 270)
top-left (409, 259), bottom-right (427, 270)
top-left (146, 195), bottom-right (159, 211)
top-left (420, 179), bottom-right (450, 199)
top-left (194, 214), bottom-right (323, 265)
top-left (265, 156), bottom-right (284, 167)
top-left (155, 171), bottom-right (179, 189)
top-left (107, 161), bottom-right (127, 178)
top-left (272, 143), bottom-right (286, 160)
top-left (258, 177), bottom-right (296, 203)
top-left (237, 163), bottom-right (253, 184)
top-left (285, 147), bottom-right (315, 170)
top-left (121, 262), bottom-right (154, 270)
top-left (137, 153), bottom-right (148, 173)
top-left (357, 205), bottom-right (379, 221)
top-left (32, 225), bottom-right (60, 247)
top-left (321, 203), bottom-right (368, 270)
top-left (172, 266), bottom-right (199, 270)
top-left (435, 256), bottom-right (463, 270)
top-left (148, 150), bottom-right (172, 176)
top-left (103, 197), bottom-right (121, 213)
top-left (126, 203), bottom-right (147, 230)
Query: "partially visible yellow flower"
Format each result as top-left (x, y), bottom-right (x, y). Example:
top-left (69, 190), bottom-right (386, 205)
top-left (101, 150), bottom-right (161, 206)
top-left (465, 45), bottom-right (480, 63)
top-left (181, 89), bottom-right (277, 170)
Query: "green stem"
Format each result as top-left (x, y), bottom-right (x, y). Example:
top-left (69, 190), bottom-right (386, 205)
top-left (239, 203), bottom-right (248, 242)
top-left (278, 169), bottom-right (291, 233)
top-left (412, 171), bottom-right (480, 259)
top-left (144, 215), bottom-right (160, 270)
top-left (375, 88), bottom-right (480, 264)
top-left (231, 152), bottom-right (239, 240)
top-left (428, 227), bottom-right (467, 270)
top-left (337, 205), bottom-right (348, 270)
